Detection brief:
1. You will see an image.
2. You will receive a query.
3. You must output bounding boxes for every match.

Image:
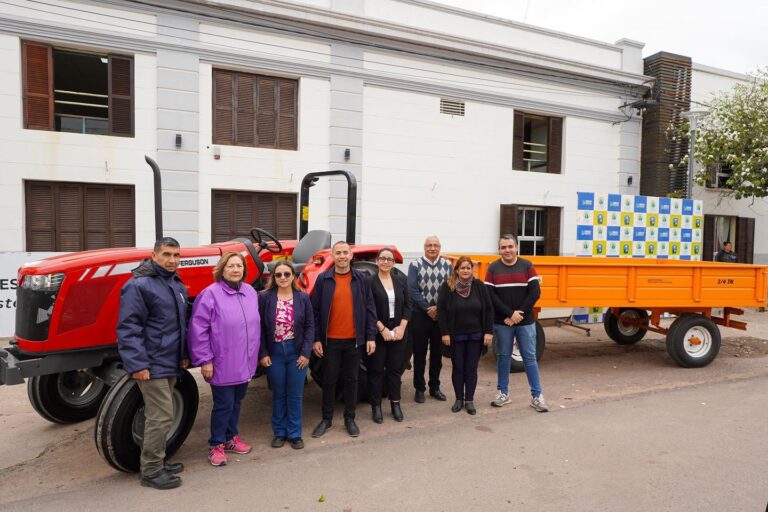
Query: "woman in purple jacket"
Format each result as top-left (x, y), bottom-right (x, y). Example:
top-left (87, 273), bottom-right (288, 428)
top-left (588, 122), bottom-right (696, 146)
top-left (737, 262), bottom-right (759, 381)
top-left (188, 252), bottom-right (261, 467)
top-left (258, 261), bottom-right (314, 450)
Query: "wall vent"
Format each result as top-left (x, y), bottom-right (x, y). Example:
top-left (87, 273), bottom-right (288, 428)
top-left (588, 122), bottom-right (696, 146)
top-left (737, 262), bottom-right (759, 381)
top-left (440, 99), bottom-right (465, 116)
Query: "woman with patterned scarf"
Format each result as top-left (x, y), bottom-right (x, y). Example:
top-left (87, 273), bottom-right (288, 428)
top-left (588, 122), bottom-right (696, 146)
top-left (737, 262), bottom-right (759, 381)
top-left (436, 256), bottom-right (494, 415)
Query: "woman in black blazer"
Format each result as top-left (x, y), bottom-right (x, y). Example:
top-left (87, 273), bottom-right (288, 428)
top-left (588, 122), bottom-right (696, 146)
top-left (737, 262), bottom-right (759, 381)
top-left (368, 247), bottom-right (412, 423)
top-left (258, 261), bottom-right (314, 450)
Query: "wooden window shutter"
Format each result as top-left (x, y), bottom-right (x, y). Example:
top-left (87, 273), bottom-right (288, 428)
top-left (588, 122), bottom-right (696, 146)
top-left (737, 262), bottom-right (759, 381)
top-left (512, 111), bottom-right (524, 170)
top-left (702, 215), bottom-right (715, 261)
top-left (736, 216), bottom-right (755, 264)
top-left (276, 195), bottom-right (297, 239)
top-left (108, 55), bottom-right (134, 137)
top-left (548, 117), bottom-right (563, 174)
top-left (25, 182), bottom-right (55, 251)
top-left (256, 77), bottom-right (277, 147)
top-left (213, 70), bottom-right (234, 144)
top-left (235, 73), bottom-right (255, 145)
top-left (110, 186), bottom-right (135, 247)
top-left (235, 193), bottom-right (255, 239)
top-left (499, 204), bottom-right (518, 237)
top-left (84, 186), bottom-right (108, 249)
top-left (56, 184), bottom-right (84, 251)
top-left (277, 79), bottom-right (298, 150)
top-left (544, 206), bottom-right (561, 255)
top-left (212, 191), bottom-right (233, 242)
top-left (22, 41), bottom-right (54, 131)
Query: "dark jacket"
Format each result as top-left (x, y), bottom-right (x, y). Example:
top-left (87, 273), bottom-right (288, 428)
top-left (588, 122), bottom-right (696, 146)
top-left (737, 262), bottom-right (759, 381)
top-left (436, 279), bottom-right (494, 337)
top-left (258, 288), bottom-right (315, 359)
top-left (311, 268), bottom-right (377, 347)
top-left (117, 259), bottom-right (188, 378)
top-left (369, 270), bottom-right (412, 330)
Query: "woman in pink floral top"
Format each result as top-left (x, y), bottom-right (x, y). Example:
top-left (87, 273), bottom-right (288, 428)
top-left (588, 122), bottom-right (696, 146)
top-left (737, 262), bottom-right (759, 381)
top-left (258, 261), bottom-right (314, 449)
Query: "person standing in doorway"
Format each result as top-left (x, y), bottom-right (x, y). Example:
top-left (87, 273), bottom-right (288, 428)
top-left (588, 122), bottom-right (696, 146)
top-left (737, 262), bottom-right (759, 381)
top-left (715, 241), bottom-right (738, 263)
top-left (407, 236), bottom-right (452, 403)
top-left (117, 237), bottom-right (189, 489)
top-left (485, 234), bottom-right (548, 413)
top-left (311, 241), bottom-right (377, 438)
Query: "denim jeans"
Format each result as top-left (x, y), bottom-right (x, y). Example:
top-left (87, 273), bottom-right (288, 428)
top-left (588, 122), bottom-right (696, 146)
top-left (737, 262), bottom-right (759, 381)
top-left (209, 381), bottom-right (249, 446)
top-left (267, 340), bottom-right (308, 439)
top-left (493, 323), bottom-right (541, 398)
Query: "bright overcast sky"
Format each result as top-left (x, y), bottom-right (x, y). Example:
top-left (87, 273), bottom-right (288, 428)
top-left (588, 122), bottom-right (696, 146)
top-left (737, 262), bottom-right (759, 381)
top-left (432, 0), bottom-right (767, 74)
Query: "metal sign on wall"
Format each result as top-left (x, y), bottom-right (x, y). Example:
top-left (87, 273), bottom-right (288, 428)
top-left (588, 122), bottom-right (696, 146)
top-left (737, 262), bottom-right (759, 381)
top-left (0, 252), bottom-right (61, 338)
top-left (573, 193), bottom-right (703, 323)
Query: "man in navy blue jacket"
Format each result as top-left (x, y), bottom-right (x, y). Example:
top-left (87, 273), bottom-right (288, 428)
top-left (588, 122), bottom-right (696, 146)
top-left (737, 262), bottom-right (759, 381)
top-left (117, 237), bottom-right (189, 489)
top-left (311, 241), bottom-right (377, 438)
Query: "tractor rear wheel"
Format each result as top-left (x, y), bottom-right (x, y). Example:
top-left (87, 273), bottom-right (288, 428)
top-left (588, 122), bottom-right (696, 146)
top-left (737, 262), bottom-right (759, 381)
top-left (28, 370), bottom-right (108, 424)
top-left (95, 369), bottom-right (199, 473)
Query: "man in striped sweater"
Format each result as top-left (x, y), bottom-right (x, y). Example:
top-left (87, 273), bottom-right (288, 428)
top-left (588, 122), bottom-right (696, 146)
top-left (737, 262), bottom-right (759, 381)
top-left (407, 236), bottom-right (452, 403)
top-left (484, 234), bottom-right (548, 412)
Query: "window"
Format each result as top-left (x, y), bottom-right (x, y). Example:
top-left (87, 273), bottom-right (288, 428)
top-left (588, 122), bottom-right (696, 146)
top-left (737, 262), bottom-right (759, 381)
top-left (213, 69), bottom-right (297, 149)
top-left (212, 190), bottom-right (297, 243)
top-left (703, 214), bottom-right (754, 263)
top-left (22, 41), bottom-right (133, 136)
top-left (513, 111), bottom-right (563, 173)
top-left (499, 204), bottom-right (561, 255)
top-left (25, 181), bottom-right (135, 251)
top-left (705, 163), bottom-right (733, 189)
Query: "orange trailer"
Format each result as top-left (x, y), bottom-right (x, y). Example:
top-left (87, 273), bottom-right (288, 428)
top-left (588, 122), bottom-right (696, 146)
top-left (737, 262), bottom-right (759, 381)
top-left (447, 255), bottom-right (768, 368)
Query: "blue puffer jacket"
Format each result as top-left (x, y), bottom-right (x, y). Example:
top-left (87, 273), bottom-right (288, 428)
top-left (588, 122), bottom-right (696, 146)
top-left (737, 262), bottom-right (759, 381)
top-left (117, 259), bottom-right (189, 378)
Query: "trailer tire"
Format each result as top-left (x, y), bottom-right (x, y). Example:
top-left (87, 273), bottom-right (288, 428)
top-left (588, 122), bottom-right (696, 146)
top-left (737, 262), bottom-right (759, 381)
top-left (665, 314), bottom-right (721, 368)
top-left (604, 308), bottom-right (649, 345)
top-left (28, 371), bottom-right (108, 424)
top-left (510, 321), bottom-right (546, 373)
top-left (95, 370), bottom-right (199, 473)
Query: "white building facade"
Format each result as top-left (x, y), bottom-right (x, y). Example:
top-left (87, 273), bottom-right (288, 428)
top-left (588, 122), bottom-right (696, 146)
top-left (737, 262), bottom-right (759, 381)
top-left (1, 0), bottom-right (651, 258)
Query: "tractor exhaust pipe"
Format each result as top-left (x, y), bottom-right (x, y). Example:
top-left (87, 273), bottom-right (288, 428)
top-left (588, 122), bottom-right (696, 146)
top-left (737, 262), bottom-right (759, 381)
top-left (144, 156), bottom-right (163, 240)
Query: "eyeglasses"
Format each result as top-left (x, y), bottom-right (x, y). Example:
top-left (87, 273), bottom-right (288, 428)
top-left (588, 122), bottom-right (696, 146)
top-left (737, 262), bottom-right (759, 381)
top-left (377, 257), bottom-right (395, 263)
top-left (274, 272), bottom-right (293, 279)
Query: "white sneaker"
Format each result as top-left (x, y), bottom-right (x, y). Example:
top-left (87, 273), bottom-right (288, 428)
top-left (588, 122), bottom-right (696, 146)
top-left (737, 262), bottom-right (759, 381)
top-left (530, 395), bottom-right (549, 412)
top-left (491, 391), bottom-right (512, 407)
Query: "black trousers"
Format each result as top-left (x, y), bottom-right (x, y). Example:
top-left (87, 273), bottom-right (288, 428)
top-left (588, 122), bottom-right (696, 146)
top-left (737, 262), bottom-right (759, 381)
top-left (321, 338), bottom-right (362, 421)
top-left (367, 328), bottom-right (407, 404)
top-left (411, 310), bottom-right (443, 392)
top-left (450, 335), bottom-right (483, 401)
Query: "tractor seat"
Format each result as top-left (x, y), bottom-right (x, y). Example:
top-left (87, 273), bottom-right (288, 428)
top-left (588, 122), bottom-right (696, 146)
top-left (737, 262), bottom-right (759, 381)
top-left (268, 229), bottom-right (331, 275)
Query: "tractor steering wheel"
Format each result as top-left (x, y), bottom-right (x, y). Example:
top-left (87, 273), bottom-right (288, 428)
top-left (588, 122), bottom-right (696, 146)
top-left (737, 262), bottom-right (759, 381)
top-left (250, 228), bottom-right (283, 253)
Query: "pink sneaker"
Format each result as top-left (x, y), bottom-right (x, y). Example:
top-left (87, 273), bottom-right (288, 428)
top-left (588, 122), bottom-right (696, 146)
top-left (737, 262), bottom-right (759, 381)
top-left (208, 444), bottom-right (227, 466)
top-left (224, 435), bottom-right (252, 455)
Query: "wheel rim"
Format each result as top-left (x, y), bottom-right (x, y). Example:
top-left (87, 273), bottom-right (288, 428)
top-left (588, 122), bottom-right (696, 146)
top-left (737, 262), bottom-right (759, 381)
top-left (682, 325), bottom-right (713, 358)
top-left (131, 387), bottom-right (185, 445)
top-left (617, 310), bottom-right (642, 336)
top-left (55, 371), bottom-right (105, 407)
top-left (511, 342), bottom-right (522, 363)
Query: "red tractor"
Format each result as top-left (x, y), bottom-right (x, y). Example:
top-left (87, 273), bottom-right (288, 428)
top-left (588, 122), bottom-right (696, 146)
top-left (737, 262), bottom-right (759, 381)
top-left (0, 157), bottom-right (401, 472)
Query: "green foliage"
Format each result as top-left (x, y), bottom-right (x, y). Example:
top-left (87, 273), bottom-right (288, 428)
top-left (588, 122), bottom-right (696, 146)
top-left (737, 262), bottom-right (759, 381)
top-left (670, 69), bottom-right (768, 199)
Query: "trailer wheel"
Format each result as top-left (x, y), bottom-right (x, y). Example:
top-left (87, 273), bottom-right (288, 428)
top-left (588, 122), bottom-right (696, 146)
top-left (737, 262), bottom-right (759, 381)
top-left (603, 308), bottom-right (649, 345)
top-left (27, 371), bottom-right (108, 424)
top-left (510, 321), bottom-right (546, 373)
top-left (95, 369), bottom-right (199, 473)
top-left (665, 314), bottom-right (721, 368)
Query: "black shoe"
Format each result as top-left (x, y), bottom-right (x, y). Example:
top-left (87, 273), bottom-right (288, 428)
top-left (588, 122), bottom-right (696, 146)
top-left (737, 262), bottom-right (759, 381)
top-left (271, 436), bottom-right (286, 448)
top-left (465, 401), bottom-right (477, 415)
top-left (414, 390), bottom-right (425, 403)
top-left (289, 438), bottom-right (304, 450)
top-left (451, 400), bottom-right (464, 413)
top-left (345, 418), bottom-right (360, 437)
top-left (312, 420), bottom-right (332, 438)
top-left (163, 462), bottom-right (184, 475)
top-left (140, 469), bottom-right (181, 490)
top-left (372, 404), bottom-right (383, 424)
top-left (391, 401), bottom-right (404, 422)
top-left (430, 388), bottom-right (447, 401)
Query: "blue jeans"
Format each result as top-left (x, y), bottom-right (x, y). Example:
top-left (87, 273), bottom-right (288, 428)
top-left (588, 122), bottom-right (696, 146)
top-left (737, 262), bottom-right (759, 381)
top-left (493, 323), bottom-right (541, 398)
top-left (209, 382), bottom-right (249, 446)
top-left (267, 340), bottom-right (308, 439)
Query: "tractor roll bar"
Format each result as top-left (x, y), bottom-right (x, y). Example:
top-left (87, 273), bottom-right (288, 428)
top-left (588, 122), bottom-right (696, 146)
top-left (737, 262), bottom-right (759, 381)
top-left (299, 170), bottom-right (357, 245)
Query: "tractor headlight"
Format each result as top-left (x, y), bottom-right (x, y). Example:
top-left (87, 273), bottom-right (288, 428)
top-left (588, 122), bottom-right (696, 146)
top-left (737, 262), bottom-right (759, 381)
top-left (22, 273), bottom-right (65, 292)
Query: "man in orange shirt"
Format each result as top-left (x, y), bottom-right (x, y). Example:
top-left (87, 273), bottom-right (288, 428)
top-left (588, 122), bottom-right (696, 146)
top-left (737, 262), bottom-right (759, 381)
top-left (311, 241), bottom-right (377, 437)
